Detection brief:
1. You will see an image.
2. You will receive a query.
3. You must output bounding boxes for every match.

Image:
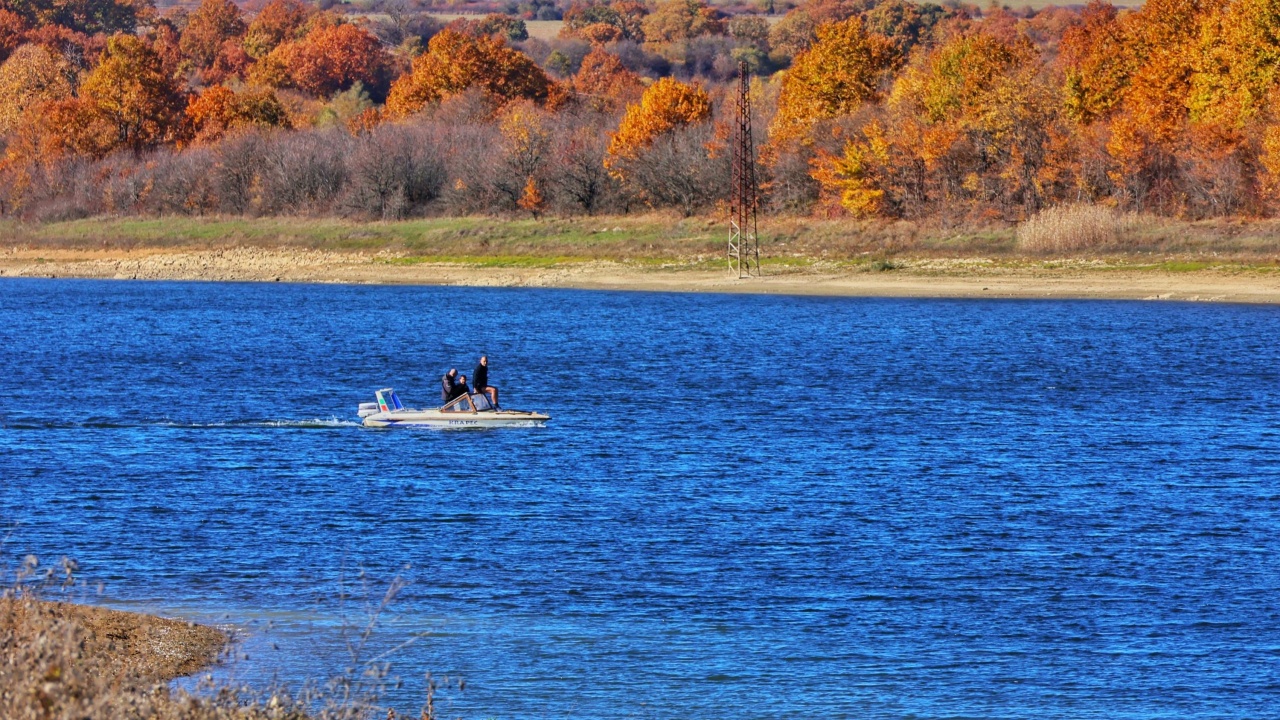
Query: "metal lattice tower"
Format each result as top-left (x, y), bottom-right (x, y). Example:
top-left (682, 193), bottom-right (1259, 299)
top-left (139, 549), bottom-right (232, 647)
top-left (728, 61), bottom-right (761, 278)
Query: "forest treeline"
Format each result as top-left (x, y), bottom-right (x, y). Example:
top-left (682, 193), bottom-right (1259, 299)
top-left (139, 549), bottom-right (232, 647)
top-left (2, 0), bottom-right (1278, 224)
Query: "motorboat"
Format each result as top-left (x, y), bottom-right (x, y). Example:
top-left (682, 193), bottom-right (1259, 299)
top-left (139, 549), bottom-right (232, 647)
top-left (358, 388), bottom-right (550, 428)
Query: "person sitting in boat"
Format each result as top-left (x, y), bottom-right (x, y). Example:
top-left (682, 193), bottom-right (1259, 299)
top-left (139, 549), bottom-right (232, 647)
top-left (441, 368), bottom-right (458, 404)
top-left (450, 374), bottom-right (471, 402)
top-left (473, 355), bottom-right (499, 408)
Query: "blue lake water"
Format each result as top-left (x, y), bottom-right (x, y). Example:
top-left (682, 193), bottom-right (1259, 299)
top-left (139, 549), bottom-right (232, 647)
top-left (2, 278), bottom-right (1280, 718)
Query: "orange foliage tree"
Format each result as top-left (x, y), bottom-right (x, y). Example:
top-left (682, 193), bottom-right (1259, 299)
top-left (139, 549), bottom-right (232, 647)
top-left (517, 176), bottom-right (545, 216)
top-left (184, 85), bottom-right (291, 144)
top-left (179, 0), bottom-right (245, 70)
top-left (1060, 0), bottom-right (1134, 125)
top-left (0, 43), bottom-right (73, 134)
top-left (8, 0), bottom-right (149, 35)
top-left (78, 34), bottom-right (185, 155)
top-left (243, 0), bottom-right (311, 59)
top-left (571, 47), bottom-right (644, 112)
top-left (642, 0), bottom-right (723, 43)
top-left (203, 37), bottom-right (250, 85)
top-left (561, 0), bottom-right (648, 43)
top-left (605, 77), bottom-right (710, 170)
top-left (808, 30), bottom-right (1063, 220)
top-left (1187, 0), bottom-right (1280, 128)
top-left (770, 16), bottom-right (898, 145)
top-left (261, 21), bottom-right (389, 99)
top-left (384, 28), bottom-right (557, 117)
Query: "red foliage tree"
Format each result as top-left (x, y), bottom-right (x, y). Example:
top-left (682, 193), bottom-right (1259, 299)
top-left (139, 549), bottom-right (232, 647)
top-left (266, 21), bottom-right (389, 99)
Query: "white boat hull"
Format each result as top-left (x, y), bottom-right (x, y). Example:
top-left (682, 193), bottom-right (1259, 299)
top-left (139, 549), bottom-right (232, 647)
top-left (362, 409), bottom-right (550, 428)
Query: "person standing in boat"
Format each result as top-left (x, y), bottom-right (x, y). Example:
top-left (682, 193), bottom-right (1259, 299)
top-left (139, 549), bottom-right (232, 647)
top-left (441, 368), bottom-right (458, 404)
top-left (474, 355), bottom-right (498, 408)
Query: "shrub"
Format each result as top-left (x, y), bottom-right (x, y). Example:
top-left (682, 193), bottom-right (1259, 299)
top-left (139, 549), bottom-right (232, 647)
top-left (344, 124), bottom-right (446, 219)
top-left (256, 128), bottom-right (350, 214)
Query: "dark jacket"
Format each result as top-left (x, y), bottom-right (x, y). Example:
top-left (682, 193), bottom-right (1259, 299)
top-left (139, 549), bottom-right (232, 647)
top-left (450, 381), bottom-right (470, 401)
top-left (473, 363), bottom-right (489, 389)
top-left (441, 373), bottom-right (455, 403)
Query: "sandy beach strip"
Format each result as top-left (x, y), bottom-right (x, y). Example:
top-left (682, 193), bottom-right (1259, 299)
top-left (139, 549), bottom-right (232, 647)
top-left (5, 246), bottom-right (1280, 303)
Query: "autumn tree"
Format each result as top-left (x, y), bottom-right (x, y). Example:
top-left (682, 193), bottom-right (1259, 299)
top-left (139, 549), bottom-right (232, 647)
top-left (770, 17), bottom-right (897, 144)
top-left (808, 122), bottom-right (890, 217)
top-left (23, 23), bottom-right (101, 71)
top-left (1113, 0), bottom-right (1210, 143)
top-left (5, 0), bottom-right (149, 36)
top-left (517, 176), bottom-right (545, 216)
top-left (0, 43), bottom-right (72, 134)
top-left (863, 0), bottom-right (948, 56)
top-left (616, 120), bottom-right (727, 214)
top-left (183, 85), bottom-right (290, 145)
top-left (243, 0), bottom-right (311, 58)
top-left (571, 46), bottom-right (643, 112)
top-left (767, 0), bottom-right (868, 60)
top-left (768, 10), bottom-right (818, 61)
top-left (385, 28), bottom-right (556, 116)
top-left (451, 13), bottom-right (528, 42)
top-left (1187, 0), bottom-right (1280, 128)
top-left (203, 37), bottom-right (250, 84)
top-left (180, 0), bottom-right (245, 70)
top-left (728, 16), bottom-right (770, 48)
top-left (0, 8), bottom-right (31, 63)
top-left (810, 30), bottom-right (1063, 220)
top-left (79, 34), bottom-right (185, 154)
top-left (605, 76), bottom-right (710, 170)
top-left (642, 0), bottom-right (723, 44)
top-left (1059, 0), bottom-right (1133, 125)
top-left (562, 0), bottom-right (647, 43)
top-left (1096, 0), bottom-right (1217, 208)
top-left (1260, 123), bottom-right (1280, 200)
top-left (923, 32), bottom-right (1061, 213)
top-left (263, 21), bottom-right (390, 99)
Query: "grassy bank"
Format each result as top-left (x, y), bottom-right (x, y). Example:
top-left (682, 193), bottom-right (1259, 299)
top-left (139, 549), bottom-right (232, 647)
top-left (9, 214), bottom-right (1280, 271)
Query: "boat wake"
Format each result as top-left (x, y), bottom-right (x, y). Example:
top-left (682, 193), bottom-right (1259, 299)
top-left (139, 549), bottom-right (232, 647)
top-left (162, 417), bottom-right (364, 429)
top-left (2, 417), bottom-right (364, 430)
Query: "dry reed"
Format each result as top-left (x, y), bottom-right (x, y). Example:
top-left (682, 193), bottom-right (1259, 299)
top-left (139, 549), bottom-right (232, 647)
top-left (1016, 204), bottom-right (1135, 254)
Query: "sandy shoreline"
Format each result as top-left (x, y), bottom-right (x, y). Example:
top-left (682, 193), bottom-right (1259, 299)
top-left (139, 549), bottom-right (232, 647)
top-left (6, 246), bottom-right (1280, 303)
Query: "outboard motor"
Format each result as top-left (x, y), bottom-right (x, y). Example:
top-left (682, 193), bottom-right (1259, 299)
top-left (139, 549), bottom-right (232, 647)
top-left (357, 402), bottom-right (380, 418)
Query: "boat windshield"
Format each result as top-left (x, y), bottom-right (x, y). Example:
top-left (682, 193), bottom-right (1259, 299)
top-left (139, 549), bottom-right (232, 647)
top-left (472, 393), bottom-right (494, 411)
top-left (376, 389), bottom-right (403, 413)
top-left (442, 395), bottom-right (474, 413)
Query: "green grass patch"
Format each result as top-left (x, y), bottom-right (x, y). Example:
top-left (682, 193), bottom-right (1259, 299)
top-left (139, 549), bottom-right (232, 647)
top-left (1158, 261), bottom-right (1214, 272)
top-left (380, 254), bottom-right (596, 268)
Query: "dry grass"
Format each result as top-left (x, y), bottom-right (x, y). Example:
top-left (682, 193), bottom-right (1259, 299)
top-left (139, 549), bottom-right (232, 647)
top-left (12, 213), bottom-right (1280, 269)
top-left (0, 598), bottom-right (226, 682)
top-left (1016, 204), bottom-right (1138, 254)
top-left (0, 558), bottom-right (434, 720)
top-left (0, 594), bottom-right (285, 720)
